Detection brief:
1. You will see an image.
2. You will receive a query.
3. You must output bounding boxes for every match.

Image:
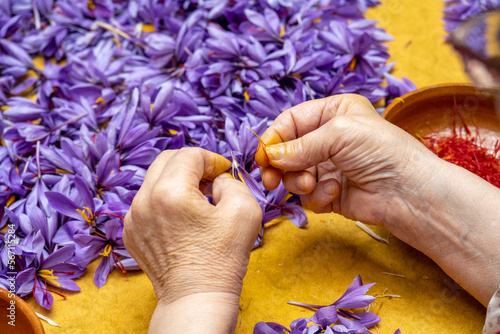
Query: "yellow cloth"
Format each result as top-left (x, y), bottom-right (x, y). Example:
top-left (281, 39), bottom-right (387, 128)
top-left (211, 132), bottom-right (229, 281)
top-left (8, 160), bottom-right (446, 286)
top-left (27, 0), bottom-right (485, 333)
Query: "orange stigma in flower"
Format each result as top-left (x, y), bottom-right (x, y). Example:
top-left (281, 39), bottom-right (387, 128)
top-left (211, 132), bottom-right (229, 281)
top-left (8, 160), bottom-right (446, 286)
top-left (76, 206), bottom-right (94, 223)
top-left (100, 244), bottom-right (113, 257)
top-left (38, 269), bottom-right (62, 287)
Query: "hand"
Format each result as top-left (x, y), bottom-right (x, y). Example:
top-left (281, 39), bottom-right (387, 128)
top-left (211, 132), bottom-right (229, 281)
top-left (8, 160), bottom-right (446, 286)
top-left (123, 147), bottom-right (262, 333)
top-left (255, 94), bottom-right (438, 228)
top-left (255, 94), bottom-right (500, 305)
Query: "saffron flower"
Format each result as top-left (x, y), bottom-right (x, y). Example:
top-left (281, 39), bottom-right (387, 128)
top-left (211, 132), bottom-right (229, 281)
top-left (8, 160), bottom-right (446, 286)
top-left (15, 244), bottom-right (85, 310)
top-left (0, 0), bottom-right (414, 312)
top-left (254, 276), bottom-right (384, 334)
top-left (74, 219), bottom-right (130, 288)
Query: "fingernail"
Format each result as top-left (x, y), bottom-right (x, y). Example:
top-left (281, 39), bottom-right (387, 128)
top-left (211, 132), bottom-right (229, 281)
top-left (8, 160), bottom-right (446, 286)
top-left (294, 174), bottom-right (305, 193)
top-left (218, 172), bottom-right (233, 179)
top-left (322, 181), bottom-right (335, 197)
top-left (266, 143), bottom-right (285, 161)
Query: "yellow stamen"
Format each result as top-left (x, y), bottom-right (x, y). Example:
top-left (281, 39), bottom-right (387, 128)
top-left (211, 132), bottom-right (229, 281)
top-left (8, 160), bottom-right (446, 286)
top-left (349, 57), bottom-right (357, 71)
top-left (76, 206), bottom-right (94, 223)
top-left (96, 96), bottom-right (105, 104)
top-left (142, 24), bottom-right (155, 32)
top-left (169, 129), bottom-right (178, 135)
top-left (150, 104), bottom-right (154, 110)
top-left (393, 97), bottom-right (405, 104)
top-left (87, 0), bottom-right (95, 10)
top-left (279, 25), bottom-right (286, 37)
top-left (28, 118), bottom-right (42, 125)
top-left (313, 18), bottom-right (322, 24)
top-left (244, 90), bottom-right (250, 102)
top-left (38, 269), bottom-right (62, 287)
top-left (280, 193), bottom-right (293, 205)
top-left (292, 73), bottom-right (301, 79)
top-left (110, 170), bottom-right (115, 174)
top-left (6, 195), bottom-right (16, 208)
top-left (1, 105), bottom-right (10, 112)
top-left (55, 169), bottom-right (72, 175)
top-left (99, 244), bottom-right (113, 257)
top-left (1, 138), bottom-right (6, 146)
top-left (33, 56), bottom-right (45, 71)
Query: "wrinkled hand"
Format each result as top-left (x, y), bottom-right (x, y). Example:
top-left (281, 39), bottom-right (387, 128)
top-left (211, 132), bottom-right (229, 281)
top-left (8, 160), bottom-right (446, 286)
top-left (123, 148), bottom-right (262, 306)
top-left (256, 94), bottom-right (439, 228)
top-left (256, 94), bottom-right (500, 306)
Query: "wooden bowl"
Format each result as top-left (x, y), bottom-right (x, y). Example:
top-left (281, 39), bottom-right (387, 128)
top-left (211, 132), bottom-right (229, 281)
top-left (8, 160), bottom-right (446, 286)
top-left (382, 84), bottom-right (500, 149)
top-left (0, 288), bottom-right (45, 334)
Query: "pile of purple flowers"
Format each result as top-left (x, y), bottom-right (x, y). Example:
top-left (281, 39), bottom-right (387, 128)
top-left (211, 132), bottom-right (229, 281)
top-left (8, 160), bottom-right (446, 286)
top-left (254, 276), bottom-right (401, 334)
top-left (1, 0), bottom-right (414, 309)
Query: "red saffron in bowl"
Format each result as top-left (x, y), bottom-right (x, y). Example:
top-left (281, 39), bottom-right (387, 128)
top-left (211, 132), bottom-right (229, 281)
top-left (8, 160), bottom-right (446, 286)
top-left (422, 134), bottom-right (500, 188)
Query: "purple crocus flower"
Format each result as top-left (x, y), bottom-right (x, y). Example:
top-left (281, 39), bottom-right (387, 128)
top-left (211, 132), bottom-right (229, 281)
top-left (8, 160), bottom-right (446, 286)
top-left (0, 0), bottom-right (413, 314)
top-left (255, 275), bottom-right (380, 333)
top-left (16, 244), bottom-right (84, 310)
top-left (74, 219), bottom-right (128, 288)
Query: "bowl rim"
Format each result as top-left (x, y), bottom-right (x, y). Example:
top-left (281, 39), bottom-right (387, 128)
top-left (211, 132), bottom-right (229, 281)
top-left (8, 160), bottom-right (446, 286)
top-left (0, 287), bottom-right (45, 334)
top-left (382, 83), bottom-right (498, 120)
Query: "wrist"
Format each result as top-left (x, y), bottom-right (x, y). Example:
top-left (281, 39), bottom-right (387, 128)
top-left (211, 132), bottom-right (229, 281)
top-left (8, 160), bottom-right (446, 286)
top-left (150, 292), bottom-right (241, 334)
top-left (388, 156), bottom-right (500, 305)
top-left (150, 245), bottom-right (250, 305)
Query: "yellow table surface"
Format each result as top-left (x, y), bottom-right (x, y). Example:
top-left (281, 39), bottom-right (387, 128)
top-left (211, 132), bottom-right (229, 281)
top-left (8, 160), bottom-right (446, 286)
top-left (28, 0), bottom-right (485, 333)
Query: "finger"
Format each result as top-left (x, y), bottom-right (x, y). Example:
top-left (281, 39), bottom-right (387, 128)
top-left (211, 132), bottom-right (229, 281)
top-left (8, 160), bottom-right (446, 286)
top-left (300, 178), bottom-right (341, 213)
top-left (212, 173), bottom-right (263, 228)
top-left (136, 150), bottom-right (178, 197)
top-left (255, 95), bottom-right (374, 167)
top-left (261, 166), bottom-right (282, 191)
top-left (265, 120), bottom-right (338, 171)
top-left (158, 148), bottom-right (231, 193)
top-left (283, 170), bottom-right (317, 194)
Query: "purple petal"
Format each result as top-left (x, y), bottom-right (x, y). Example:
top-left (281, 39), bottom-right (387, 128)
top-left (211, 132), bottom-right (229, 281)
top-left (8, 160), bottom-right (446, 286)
top-left (45, 191), bottom-right (82, 221)
top-left (253, 322), bottom-right (290, 334)
top-left (94, 255), bottom-right (114, 288)
top-left (310, 305), bottom-right (338, 328)
top-left (41, 244), bottom-right (75, 269)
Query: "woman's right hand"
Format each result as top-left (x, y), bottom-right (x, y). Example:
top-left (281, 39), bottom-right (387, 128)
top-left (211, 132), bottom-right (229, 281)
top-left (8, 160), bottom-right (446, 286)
top-left (255, 94), bottom-right (500, 306)
top-left (255, 94), bottom-right (441, 232)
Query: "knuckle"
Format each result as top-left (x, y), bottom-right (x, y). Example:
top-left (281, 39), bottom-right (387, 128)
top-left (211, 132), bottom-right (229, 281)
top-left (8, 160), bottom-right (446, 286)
top-left (150, 184), bottom-right (174, 207)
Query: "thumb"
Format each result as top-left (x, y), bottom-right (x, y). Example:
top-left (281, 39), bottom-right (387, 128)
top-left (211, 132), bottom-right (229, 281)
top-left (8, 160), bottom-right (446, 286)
top-left (265, 118), bottom-right (342, 171)
top-left (212, 173), bottom-right (263, 223)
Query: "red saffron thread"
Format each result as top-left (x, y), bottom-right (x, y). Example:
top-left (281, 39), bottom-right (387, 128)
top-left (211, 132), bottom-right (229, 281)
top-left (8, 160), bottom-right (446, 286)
top-left (112, 252), bottom-right (128, 276)
top-left (420, 100), bottom-right (500, 188)
top-left (95, 212), bottom-right (124, 220)
top-left (265, 202), bottom-right (295, 215)
top-left (422, 134), bottom-right (500, 188)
